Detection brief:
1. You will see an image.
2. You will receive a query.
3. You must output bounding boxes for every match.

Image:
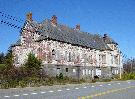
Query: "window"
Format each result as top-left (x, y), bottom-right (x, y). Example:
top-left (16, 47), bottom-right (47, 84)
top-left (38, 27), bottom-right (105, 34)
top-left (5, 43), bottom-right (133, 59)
top-left (72, 52), bottom-right (75, 61)
top-left (52, 49), bottom-right (56, 60)
top-left (52, 49), bottom-right (55, 55)
top-left (73, 69), bottom-right (76, 73)
top-left (89, 55), bottom-right (93, 63)
top-left (111, 55), bottom-right (113, 64)
top-left (88, 70), bottom-right (91, 75)
top-left (65, 51), bottom-right (68, 61)
top-left (82, 69), bottom-right (85, 75)
top-left (57, 68), bottom-right (60, 75)
top-left (115, 55), bottom-right (119, 65)
top-left (99, 55), bottom-right (101, 61)
top-left (66, 68), bottom-right (68, 72)
top-left (85, 69), bottom-right (88, 75)
top-left (68, 52), bottom-right (71, 62)
top-left (56, 50), bottom-right (60, 61)
top-left (102, 55), bottom-right (106, 64)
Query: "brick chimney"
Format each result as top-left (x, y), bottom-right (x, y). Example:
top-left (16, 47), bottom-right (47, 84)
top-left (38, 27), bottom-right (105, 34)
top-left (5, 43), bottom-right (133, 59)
top-left (26, 12), bottom-right (32, 21)
top-left (76, 24), bottom-right (80, 30)
top-left (51, 15), bottom-right (57, 26)
top-left (103, 34), bottom-right (108, 42)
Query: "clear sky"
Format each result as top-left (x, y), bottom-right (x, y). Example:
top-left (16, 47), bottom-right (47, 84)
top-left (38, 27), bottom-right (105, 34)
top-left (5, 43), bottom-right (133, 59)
top-left (0, 0), bottom-right (135, 58)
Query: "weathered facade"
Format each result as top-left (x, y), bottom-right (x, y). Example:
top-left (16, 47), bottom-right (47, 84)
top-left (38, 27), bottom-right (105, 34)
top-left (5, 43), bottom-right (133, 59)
top-left (12, 13), bottom-right (123, 79)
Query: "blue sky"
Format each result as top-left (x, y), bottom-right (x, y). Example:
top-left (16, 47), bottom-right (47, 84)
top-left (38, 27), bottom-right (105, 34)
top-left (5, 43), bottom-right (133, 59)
top-left (0, 0), bottom-right (135, 58)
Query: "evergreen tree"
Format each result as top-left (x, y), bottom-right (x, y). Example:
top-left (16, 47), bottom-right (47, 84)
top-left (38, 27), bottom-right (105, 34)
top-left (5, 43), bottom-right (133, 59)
top-left (0, 52), bottom-right (5, 64)
top-left (24, 53), bottom-right (42, 76)
top-left (4, 46), bottom-right (13, 69)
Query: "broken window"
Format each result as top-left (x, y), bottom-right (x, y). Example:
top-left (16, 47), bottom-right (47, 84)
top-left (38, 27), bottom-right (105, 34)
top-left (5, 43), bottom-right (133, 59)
top-left (52, 49), bottom-right (55, 55)
top-left (52, 49), bottom-right (56, 60)
top-left (68, 52), bottom-right (71, 62)
top-left (66, 68), bottom-right (68, 72)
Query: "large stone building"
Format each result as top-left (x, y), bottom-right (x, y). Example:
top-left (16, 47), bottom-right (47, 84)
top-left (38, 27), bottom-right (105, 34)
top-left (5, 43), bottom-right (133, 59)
top-left (12, 13), bottom-right (123, 79)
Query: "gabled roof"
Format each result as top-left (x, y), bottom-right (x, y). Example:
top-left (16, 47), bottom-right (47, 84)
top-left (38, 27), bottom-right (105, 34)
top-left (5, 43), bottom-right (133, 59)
top-left (13, 19), bottom-right (117, 51)
top-left (36, 19), bottom-right (111, 50)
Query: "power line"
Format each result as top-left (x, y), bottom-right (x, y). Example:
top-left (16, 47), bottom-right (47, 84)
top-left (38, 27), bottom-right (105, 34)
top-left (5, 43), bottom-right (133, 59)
top-left (0, 19), bottom-right (21, 29)
top-left (0, 11), bottom-right (24, 23)
top-left (0, 11), bottom-right (43, 35)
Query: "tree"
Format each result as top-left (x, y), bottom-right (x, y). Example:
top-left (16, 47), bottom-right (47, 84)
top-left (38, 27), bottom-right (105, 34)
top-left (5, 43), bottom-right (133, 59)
top-left (0, 46), bottom-right (17, 79)
top-left (4, 47), bottom-right (13, 69)
top-left (24, 53), bottom-right (42, 76)
top-left (0, 52), bottom-right (5, 64)
top-left (123, 58), bottom-right (135, 73)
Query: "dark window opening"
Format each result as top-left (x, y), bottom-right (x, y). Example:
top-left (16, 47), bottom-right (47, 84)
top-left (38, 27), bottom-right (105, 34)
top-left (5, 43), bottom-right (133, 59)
top-left (66, 68), bottom-right (68, 72)
top-left (68, 52), bottom-right (71, 62)
top-left (52, 49), bottom-right (55, 55)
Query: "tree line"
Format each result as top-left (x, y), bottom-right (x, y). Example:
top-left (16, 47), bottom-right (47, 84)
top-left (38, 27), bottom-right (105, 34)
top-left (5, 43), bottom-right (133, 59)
top-left (123, 58), bottom-right (135, 73)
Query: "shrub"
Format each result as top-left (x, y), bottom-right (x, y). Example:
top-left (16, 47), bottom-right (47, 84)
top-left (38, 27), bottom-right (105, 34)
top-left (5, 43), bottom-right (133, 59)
top-left (18, 80), bottom-right (27, 88)
top-left (121, 73), bottom-right (135, 80)
top-left (24, 53), bottom-right (42, 76)
top-left (59, 73), bottom-right (63, 79)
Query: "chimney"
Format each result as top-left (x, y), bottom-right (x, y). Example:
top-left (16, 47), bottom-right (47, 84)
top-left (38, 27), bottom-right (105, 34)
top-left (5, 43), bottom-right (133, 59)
top-left (26, 12), bottom-right (32, 21)
top-left (51, 15), bottom-right (57, 26)
top-left (103, 34), bottom-right (107, 42)
top-left (76, 24), bottom-right (80, 30)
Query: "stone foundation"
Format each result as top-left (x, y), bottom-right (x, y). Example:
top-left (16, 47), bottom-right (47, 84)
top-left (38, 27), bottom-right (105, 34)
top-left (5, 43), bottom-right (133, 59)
top-left (41, 64), bottom-right (120, 80)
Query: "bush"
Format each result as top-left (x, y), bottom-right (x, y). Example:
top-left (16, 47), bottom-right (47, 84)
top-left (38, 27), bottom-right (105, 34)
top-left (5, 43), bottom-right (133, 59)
top-left (18, 80), bottom-right (27, 88)
top-left (59, 73), bottom-right (63, 79)
top-left (121, 73), bottom-right (135, 80)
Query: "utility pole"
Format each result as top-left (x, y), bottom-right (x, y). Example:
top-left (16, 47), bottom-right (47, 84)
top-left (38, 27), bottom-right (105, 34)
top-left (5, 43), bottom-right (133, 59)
top-left (120, 66), bottom-right (122, 79)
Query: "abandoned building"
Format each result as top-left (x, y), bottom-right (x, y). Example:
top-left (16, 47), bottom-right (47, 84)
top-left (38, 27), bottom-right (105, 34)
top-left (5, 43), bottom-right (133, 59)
top-left (12, 12), bottom-right (123, 79)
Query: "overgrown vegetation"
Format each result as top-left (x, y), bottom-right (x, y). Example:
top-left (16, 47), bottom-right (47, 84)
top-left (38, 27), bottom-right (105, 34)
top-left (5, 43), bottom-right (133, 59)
top-left (0, 49), bottom-right (87, 89)
top-left (1, 47), bottom-right (134, 89)
top-left (121, 73), bottom-right (135, 80)
top-left (123, 58), bottom-right (135, 73)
